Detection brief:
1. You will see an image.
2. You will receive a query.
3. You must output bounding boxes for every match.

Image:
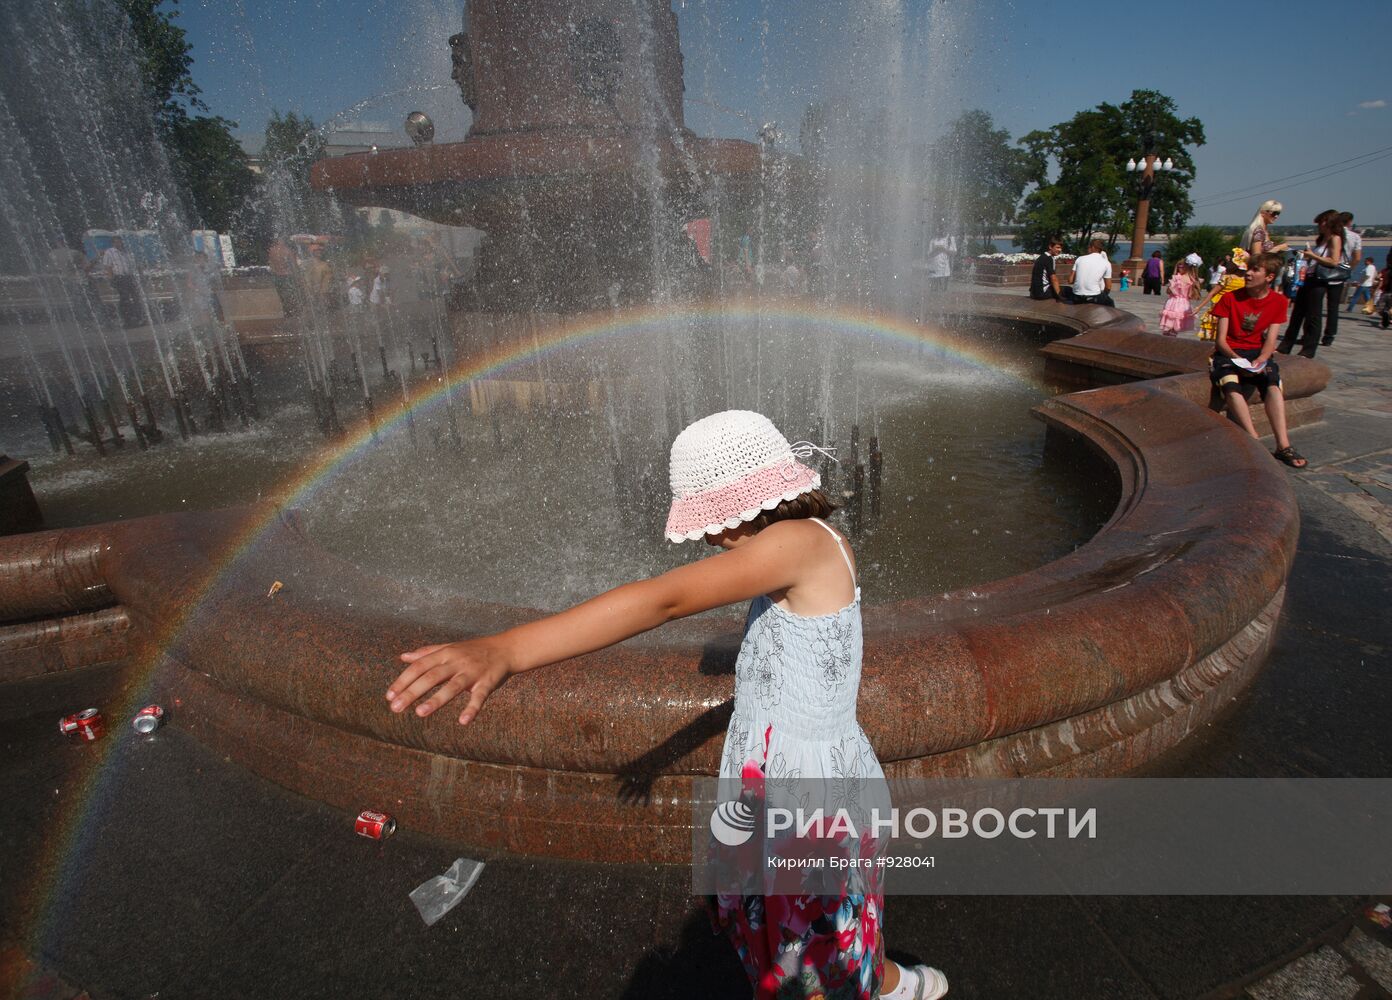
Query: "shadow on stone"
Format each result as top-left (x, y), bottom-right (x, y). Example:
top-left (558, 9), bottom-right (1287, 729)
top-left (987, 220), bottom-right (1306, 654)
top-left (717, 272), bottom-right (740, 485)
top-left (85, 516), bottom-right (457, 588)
top-left (619, 905), bottom-right (750, 1000)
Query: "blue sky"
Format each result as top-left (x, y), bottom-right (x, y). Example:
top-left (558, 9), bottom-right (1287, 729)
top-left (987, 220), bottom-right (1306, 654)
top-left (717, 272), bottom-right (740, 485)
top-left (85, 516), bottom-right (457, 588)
top-left (176, 0), bottom-right (1392, 225)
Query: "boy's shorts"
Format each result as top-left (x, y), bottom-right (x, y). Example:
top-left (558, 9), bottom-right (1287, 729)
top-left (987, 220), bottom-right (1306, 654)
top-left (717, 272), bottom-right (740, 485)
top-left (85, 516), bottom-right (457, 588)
top-left (1210, 348), bottom-right (1282, 401)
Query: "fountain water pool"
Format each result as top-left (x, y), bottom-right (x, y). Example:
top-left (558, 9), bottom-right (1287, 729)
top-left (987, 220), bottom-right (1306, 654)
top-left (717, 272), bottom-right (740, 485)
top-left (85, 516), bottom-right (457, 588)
top-left (12, 308), bottom-right (1113, 610)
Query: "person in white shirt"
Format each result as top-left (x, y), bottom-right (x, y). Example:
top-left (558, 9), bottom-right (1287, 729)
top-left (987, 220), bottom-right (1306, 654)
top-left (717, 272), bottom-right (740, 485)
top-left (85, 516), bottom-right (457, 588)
top-left (370, 265), bottom-right (392, 307)
top-left (100, 237), bottom-right (134, 276)
top-left (1345, 256), bottom-right (1377, 312)
top-left (781, 260), bottom-right (803, 296)
top-left (924, 226), bottom-right (956, 296)
top-left (1339, 212), bottom-right (1361, 269)
top-left (100, 236), bottom-right (141, 327)
top-left (1067, 238), bottom-right (1114, 306)
top-left (347, 275), bottom-right (367, 308)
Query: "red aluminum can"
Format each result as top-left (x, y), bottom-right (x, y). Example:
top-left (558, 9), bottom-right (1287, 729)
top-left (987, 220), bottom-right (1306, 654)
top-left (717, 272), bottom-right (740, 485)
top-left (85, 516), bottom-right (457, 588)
top-left (132, 704), bottom-right (165, 734)
top-left (60, 708), bottom-right (104, 742)
top-left (354, 809), bottom-right (397, 840)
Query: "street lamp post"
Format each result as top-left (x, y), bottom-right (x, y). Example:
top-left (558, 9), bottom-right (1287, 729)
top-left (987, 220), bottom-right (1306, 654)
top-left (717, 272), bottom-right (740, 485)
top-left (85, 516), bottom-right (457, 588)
top-left (1122, 142), bottom-right (1173, 283)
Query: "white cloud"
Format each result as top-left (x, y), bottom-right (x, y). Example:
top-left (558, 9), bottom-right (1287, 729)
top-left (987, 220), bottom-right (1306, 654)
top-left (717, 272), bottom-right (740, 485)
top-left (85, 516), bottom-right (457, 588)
top-left (1357, 99), bottom-right (1387, 109)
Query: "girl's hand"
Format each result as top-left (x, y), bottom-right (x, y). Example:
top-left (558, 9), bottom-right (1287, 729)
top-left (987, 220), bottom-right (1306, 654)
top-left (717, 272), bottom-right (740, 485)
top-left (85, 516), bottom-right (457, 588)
top-left (386, 638), bottom-right (515, 724)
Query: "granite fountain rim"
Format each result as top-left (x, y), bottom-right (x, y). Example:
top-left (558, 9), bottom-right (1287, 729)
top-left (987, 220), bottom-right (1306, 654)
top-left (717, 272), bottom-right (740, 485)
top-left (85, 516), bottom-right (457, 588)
top-left (0, 291), bottom-right (1326, 779)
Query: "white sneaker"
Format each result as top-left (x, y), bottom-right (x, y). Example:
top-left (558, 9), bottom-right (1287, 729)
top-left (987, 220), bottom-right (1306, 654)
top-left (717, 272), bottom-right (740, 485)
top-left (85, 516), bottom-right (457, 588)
top-left (903, 964), bottom-right (950, 1000)
top-left (885, 963), bottom-right (952, 1000)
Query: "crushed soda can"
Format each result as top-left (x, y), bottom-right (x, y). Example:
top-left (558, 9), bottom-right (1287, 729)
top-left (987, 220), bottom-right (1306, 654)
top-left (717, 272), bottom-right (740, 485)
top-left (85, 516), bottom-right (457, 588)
top-left (59, 708), bottom-right (104, 742)
top-left (1368, 903), bottom-right (1392, 929)
top-left (354, 809), bottom-right (397, 840)
top-left (132, 704), bottom-right (165, 734)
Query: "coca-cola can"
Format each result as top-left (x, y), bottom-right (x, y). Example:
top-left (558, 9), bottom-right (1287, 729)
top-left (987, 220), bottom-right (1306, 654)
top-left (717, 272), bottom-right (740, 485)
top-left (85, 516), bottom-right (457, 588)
top-left (132, 704), bottom-right (165, 734)
top-left (60, 708), bottom-right (104, 742)
top-left (354, 809), bottom-right (397, 840)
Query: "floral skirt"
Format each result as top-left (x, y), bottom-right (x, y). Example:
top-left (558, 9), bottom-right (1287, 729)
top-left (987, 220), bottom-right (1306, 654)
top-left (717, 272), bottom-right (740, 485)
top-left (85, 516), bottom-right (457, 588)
top-left (710, 891), bottom-right (885, 1000)
top-left (709, 722), bottom-right (888, 999)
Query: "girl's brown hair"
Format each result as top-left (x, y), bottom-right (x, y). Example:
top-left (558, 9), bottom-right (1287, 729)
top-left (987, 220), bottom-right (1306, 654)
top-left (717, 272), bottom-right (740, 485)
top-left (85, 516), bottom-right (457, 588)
top-left (743, 488), bottom-right (838, 533)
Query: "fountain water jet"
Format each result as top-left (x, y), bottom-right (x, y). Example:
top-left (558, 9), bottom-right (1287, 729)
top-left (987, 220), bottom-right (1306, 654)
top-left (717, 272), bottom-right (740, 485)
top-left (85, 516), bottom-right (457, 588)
top-left (0, 0), bottom-right (1326, 865)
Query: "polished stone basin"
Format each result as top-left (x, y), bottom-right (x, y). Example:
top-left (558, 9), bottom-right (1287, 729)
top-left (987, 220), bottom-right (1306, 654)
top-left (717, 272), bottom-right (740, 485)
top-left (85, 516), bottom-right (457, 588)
top-left (0, 291), bottom-right (1329, 861)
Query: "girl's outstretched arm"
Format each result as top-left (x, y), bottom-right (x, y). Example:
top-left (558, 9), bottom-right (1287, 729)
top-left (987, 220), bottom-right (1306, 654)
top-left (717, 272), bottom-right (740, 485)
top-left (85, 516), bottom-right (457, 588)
top-left (386, 521), bottom-right (807, 724)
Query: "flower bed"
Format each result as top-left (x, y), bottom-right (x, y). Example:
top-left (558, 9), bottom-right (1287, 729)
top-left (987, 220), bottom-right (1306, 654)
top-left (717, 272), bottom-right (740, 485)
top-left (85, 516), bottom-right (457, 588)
top-left (972, 253), bottom-right (1075, 288)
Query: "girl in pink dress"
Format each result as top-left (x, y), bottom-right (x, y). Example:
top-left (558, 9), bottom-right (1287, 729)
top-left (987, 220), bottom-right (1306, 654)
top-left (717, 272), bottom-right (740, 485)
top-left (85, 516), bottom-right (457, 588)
top-left (1160, 261), bottom-right (1198, 335)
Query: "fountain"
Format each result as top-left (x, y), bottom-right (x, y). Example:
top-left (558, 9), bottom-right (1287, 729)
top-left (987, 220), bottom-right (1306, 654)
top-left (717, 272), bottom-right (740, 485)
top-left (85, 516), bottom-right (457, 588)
top-left (310, 0), bottom-right (762, 311)
top-left (0, 0), bottom-right (1330, 863)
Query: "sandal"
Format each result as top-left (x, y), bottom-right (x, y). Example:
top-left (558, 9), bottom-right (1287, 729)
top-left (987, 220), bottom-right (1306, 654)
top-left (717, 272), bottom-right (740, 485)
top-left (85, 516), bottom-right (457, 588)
top-left (1273, 446), bottom-right (1307, 469)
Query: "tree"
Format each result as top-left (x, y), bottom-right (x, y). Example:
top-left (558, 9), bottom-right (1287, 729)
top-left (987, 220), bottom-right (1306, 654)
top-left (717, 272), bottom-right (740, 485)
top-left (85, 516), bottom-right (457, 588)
top-left (118, 0), bottom-right (256, 233)
top-left (929, 111), bottom-right (1034, 252)
top-left (165, 115), bottom-right (257, 232)
top-left (1016, 90), bottom-right (1205, 253)
top-left (119, 0), bottom-right (205, 129)
top-left (258, 110), bottom-right (332, 236)
top-left (1163, 226), bottom-right (1237, 273)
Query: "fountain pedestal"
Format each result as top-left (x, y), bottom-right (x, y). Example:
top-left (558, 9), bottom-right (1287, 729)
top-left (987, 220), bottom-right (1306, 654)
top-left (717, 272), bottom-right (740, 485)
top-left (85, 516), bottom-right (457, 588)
top-left (309, 0), bottom-right (762, 309)
top-left (0, 456), bottom-right (42, 536)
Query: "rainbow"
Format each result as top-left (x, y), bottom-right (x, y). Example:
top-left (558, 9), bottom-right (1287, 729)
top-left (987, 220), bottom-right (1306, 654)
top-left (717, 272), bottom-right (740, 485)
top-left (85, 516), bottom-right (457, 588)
top-left (18, 299), bottom-right (1039, 968)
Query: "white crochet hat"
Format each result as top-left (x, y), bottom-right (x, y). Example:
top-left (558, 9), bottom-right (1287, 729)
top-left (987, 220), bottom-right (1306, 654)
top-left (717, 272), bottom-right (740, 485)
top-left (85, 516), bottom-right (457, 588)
top-left (665, 410), bottom-right (820, 543)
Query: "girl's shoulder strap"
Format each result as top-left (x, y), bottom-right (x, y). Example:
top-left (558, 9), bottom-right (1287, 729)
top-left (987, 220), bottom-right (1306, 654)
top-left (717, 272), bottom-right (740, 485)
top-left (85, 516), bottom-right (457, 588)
top-left (809, 517), bottom-right (858, 592)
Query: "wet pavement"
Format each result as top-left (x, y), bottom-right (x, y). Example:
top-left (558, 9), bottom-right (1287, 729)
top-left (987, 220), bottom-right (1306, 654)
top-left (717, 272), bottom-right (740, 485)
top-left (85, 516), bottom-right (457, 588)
top-left (2, 290), bottom-right (1391, 999)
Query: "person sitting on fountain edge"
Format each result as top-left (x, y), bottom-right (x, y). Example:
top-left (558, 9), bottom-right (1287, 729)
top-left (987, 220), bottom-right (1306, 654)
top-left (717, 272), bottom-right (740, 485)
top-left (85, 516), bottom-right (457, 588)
top-left (1065, 238), bottom-right (1114, 306)
top-left (1029, 237), bottom-right (1064, 300)
top-left (385, 409), bottom-right (950, 1000)
top-left (1210, 252), bottom-right (1307, 468)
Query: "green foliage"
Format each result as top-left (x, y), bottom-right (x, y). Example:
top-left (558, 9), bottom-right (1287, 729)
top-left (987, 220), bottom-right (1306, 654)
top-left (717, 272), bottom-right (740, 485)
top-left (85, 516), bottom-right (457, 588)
top-left (262, 109), bottom-right (327, 166)
top-left (258, 110), bottom-right (332, 236)
top-left (119, 0), bottom-right (203, 128)
top-left (930, 110), bottom-right (1034, 249)
top-left (795, 102), bottom-right (1032, 287)
top-left (1163, 226), bottom-right (1239, 272)
top-left (118, 0), bottom-right (256, 234)
top-left (164, 114), bottom-right (257, 231)
top-left (1017, 90), bottom-right (1205, 252)
top-left (1015, 185), bottom-right (1074, 254)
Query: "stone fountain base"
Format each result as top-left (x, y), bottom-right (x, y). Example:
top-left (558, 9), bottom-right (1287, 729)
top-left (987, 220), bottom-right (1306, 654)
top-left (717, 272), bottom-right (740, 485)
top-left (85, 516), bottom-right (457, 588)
top-left (0, 454), bottom-right (43, 536)
top-left (0, 292), bottom-right (1328, 861)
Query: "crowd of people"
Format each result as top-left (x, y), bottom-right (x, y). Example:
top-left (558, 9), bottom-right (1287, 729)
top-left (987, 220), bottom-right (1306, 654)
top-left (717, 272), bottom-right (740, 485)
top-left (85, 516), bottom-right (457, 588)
top-left (1023, 201), bottom-right (1392, 472)
top-left (1024, 203), bottom-right (1389, 351)
top-left (267, 235), bottom-right (457, 319)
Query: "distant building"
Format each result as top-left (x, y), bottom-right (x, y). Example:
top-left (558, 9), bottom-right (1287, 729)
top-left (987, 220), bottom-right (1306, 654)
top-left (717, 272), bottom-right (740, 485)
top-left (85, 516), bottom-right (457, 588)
top-left (240, 120), bottom-right (410, 174)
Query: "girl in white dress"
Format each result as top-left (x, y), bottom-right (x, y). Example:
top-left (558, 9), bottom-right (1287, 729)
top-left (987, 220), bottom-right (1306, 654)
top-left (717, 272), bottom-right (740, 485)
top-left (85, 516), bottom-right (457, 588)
top-left (387, 409), bottom-right (948, 999)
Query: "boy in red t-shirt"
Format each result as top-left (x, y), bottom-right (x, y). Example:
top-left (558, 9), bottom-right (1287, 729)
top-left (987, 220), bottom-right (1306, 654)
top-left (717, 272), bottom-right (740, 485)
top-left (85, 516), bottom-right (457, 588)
top-left (1210, 252), bottom-right (1307, 467)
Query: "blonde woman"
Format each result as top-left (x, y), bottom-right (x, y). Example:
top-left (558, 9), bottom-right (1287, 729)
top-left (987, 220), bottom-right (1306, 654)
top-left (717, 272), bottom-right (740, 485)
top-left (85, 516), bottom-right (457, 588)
top-left (1242, 200), bottom-right (1290, 256)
